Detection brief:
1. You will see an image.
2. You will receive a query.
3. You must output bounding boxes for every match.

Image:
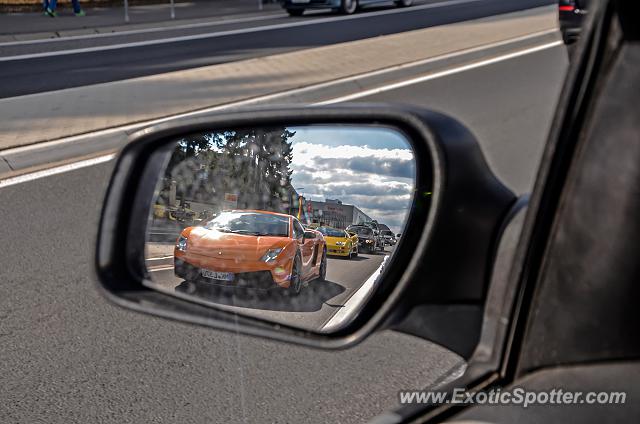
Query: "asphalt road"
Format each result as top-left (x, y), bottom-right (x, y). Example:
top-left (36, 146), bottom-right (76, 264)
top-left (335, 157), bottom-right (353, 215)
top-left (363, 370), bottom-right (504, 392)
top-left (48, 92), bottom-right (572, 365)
top-left (0, 4), bottom-right (569, 423)
top-left (0, 0), bottom-right (553, 98)
top-left (147, 248), bottom-right (391, 332)
top-left (0, 42), bottom-right (567, 422)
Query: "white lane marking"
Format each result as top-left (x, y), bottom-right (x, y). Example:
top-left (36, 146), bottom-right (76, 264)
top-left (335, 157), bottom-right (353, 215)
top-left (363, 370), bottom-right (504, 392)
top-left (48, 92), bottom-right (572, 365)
top-left (0, 0), bottom-right (483, 62)
top-left (0, 27), bottom-right (557, 103)
top-left (321, 255), bottom-right (389, 333)
top-left (318, 40), bottom-right (563, 104)
top-left (0, 37), bottom-right (562, 187)
top-left (148, 265), bottom-right (175, 272)
top-left (0, 154), bottom-right (115, 189)
top-left (0, 13), bottom-right (284, 47)
top-left (0, 27), bottom-right (558, 150)
top-left (146, 256), bottom-right (174, 261)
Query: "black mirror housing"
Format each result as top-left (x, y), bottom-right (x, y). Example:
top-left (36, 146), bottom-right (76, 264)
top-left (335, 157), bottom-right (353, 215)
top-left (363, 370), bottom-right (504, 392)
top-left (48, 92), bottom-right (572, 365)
top-left (96, 104), bottom-right (514, 353)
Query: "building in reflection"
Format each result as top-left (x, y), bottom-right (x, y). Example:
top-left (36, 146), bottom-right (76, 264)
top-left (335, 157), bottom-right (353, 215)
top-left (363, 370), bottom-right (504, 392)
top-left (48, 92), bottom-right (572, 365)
top-left (308, 199), bottom-right (372, 229)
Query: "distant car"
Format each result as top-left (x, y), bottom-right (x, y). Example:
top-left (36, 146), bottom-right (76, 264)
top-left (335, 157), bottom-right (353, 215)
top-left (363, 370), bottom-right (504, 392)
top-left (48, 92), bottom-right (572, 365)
top-left (280, 0), bottom-right (413, 17)
top-left (317, 226), bottom-right (358, 259)
top-left (346, 224), bottom-right (378, 253)
top-left (559, 0), bottom-right (589, 45)
top-left (361, 220), bottom-right (385, 250)
top-left (381, 230), bottom-right (396, 246)
top-left (174, 210), bottom-right (327, 295)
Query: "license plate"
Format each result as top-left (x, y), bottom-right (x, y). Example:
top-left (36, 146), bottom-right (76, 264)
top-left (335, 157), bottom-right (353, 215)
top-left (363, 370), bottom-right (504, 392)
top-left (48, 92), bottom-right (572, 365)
top-left (201, 269), bottom-right (234, 281)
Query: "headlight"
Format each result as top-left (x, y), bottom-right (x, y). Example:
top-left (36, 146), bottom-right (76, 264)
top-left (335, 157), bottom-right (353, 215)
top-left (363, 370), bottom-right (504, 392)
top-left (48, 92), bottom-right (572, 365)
top-left (261, 248), bottom-right (283, 263)
top-left (365, 239), bottom-right (373, 243)
top-left (176, 235), bottom-right (188, 252)
top-left (335, 241), bottom-right (345, 246)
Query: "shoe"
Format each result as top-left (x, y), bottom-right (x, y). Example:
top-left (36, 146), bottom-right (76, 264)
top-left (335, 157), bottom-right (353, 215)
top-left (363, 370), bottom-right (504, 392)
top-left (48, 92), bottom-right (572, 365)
top-left (44, 8), bottom-right (57, 17)
top-left (74, 9), bottom-right (86, 16)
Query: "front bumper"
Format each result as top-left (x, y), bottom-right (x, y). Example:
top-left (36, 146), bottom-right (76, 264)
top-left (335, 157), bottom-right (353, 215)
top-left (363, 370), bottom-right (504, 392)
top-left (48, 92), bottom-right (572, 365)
top-left (174, 257), bottom-right (292, 289)
top-left (358, 239), bottom-right (375, 250)
top-left (327, 245), bottom-right (351, 256)
top-left (174, 259), bottom-right (288, 290)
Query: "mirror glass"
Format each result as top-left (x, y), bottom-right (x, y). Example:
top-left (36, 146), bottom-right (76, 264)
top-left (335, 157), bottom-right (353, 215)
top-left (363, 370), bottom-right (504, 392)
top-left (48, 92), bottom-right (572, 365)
top-left (144, 124), bottom-right (417, 333)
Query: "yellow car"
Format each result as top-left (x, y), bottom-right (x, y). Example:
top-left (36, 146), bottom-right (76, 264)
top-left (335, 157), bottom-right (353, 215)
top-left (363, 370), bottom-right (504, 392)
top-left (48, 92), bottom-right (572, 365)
top-left (317, 226), bottom-right (358, 259)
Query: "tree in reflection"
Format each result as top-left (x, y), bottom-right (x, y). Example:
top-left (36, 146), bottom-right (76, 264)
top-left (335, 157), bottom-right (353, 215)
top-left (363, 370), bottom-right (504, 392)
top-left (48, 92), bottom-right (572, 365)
top-left (156, 127), bottom-right (295, 221)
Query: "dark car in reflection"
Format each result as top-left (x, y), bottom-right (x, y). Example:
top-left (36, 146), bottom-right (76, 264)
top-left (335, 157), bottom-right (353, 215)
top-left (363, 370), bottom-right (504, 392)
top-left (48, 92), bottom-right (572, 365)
top-left (559, 0), bottom-right (589, 45)
top-left (346, 224), bottom-right (377, 253)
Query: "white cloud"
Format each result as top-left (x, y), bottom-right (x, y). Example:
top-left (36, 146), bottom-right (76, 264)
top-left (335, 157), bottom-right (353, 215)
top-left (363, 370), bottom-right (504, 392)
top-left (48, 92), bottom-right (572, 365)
top-left (291, 142), bottom-right (415, 233)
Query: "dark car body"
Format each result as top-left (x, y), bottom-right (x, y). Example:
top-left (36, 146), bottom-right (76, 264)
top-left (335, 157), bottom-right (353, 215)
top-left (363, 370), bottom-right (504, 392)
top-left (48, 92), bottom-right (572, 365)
top-left (280, 0), bottom-right (411, 15)
top-left (280, 0), bottom-right (382, 12)
top-left (346, 224), bottom-right (377, 253)
top-left (559, 0), bottom-right (589, 44)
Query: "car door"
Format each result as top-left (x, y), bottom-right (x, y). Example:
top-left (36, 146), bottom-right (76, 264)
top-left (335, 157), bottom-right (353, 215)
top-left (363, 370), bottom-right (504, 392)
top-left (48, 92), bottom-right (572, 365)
top-left (292, 218), bottom-right (314, 278)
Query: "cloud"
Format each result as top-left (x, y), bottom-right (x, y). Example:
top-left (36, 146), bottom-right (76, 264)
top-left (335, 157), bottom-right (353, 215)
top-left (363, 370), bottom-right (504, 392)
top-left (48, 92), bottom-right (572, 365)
top-left (291, 142), bottom-right (415, 233)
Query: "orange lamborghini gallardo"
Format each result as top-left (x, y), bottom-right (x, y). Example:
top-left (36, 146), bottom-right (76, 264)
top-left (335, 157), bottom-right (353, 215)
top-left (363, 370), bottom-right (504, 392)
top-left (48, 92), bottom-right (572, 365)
top-left (174, 210), bottom-right (327, 294)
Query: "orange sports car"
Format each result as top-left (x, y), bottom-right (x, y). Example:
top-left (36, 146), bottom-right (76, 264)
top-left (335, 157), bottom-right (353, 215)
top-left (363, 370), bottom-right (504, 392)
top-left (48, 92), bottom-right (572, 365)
top-left (174, 210), bottom-right (327, 294)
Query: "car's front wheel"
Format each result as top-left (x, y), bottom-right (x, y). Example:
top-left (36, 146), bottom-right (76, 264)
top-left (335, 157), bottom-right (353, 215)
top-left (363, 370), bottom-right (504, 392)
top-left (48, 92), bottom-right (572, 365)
top-left (286, 8), bottom-right (304, 16)
top-left (394, 0), bottom-right (413, 7)
top-left (288, 254), bottom-right (303, 295)
top-left (339, 0), bottom-right (357, 14)
top-left (318, 248), bottom-right (327, 281)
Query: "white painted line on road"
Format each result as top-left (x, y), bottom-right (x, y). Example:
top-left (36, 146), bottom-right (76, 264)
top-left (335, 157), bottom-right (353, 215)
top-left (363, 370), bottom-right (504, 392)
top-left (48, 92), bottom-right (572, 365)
top-left (321, 255), bottom-right (389, 333)
top-left (146, 256), bottom-right (174, 261)
top-left (0, 0), bottom-right (483, 62)
top-left (317, 40), bottom-right (563, 104)
top-left (148, 265), bottom-right (175, 272)
top-left (0, 27), bottom-right (557, 104)
top-left (0, 154), bottom-right (115, 189)
top-left (0, 13), bottom-right (284, 47)
top-left (0, 35), bottom-right (561, 187)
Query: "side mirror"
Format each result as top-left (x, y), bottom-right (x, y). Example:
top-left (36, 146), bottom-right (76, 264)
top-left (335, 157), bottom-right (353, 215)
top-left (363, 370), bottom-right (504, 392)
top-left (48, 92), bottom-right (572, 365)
top-left (303, 231), bottom-right (316, 240)
top-left (97, 105), bottom-right (514, 354)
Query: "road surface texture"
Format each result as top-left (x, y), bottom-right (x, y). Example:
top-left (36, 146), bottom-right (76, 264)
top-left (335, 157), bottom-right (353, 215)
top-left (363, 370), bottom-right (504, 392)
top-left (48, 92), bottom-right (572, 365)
top-left (0, 2), bottom-right (567, 423)
top-left (0, 0), bottom-right (552, 98)
top-left (147, 248), bottom-right (391, 332)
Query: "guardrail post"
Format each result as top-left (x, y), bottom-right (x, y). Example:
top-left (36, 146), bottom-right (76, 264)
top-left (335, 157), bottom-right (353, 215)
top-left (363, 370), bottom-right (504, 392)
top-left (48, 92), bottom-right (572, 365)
top-left (170, 0), bottom-right (175, 19)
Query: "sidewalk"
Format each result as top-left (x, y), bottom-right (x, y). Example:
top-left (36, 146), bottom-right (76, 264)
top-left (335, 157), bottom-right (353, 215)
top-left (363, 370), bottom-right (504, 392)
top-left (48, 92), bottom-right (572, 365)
top-left (0, 0), bottom-right (281, 41)
top-left (0, 7), bottom-right (558, 153)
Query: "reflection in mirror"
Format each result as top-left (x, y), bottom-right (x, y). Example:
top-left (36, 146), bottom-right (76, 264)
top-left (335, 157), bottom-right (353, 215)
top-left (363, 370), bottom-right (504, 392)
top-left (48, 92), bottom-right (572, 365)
top-left (144, 124), bottom-right (416, 333)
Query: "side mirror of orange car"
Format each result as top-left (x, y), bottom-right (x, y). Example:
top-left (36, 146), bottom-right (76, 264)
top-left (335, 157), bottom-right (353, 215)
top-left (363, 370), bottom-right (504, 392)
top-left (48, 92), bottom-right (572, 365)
top-left (96, 105), bottom-right (514, 355)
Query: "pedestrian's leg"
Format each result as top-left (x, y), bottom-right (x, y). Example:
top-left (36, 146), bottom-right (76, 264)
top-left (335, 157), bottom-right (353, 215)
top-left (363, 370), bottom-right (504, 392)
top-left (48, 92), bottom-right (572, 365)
top-left (72, 0), bottom-right (85, 15)
top-left (44, 0), bottom-right (57, 16)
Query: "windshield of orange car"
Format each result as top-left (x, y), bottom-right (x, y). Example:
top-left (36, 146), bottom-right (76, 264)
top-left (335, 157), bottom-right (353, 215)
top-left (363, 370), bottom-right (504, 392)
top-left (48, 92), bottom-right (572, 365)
top-left (204, 212), bottom-right (289, 237)
top-left (318, 227), bottom-right (347, 238)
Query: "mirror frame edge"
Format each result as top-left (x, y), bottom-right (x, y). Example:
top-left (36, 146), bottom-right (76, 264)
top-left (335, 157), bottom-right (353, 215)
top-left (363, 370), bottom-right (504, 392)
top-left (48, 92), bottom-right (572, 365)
top-left (95, 104), bottom-right (444, 349)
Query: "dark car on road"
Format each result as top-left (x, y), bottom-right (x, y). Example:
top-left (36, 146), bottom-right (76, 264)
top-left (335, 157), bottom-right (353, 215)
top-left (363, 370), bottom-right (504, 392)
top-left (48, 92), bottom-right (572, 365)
top-left (280, 0), bottom-right (413, 17)
top-left (346, 224), bottom-right (378, 253)
top-left (559, 0), bottom-right (589, 45)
